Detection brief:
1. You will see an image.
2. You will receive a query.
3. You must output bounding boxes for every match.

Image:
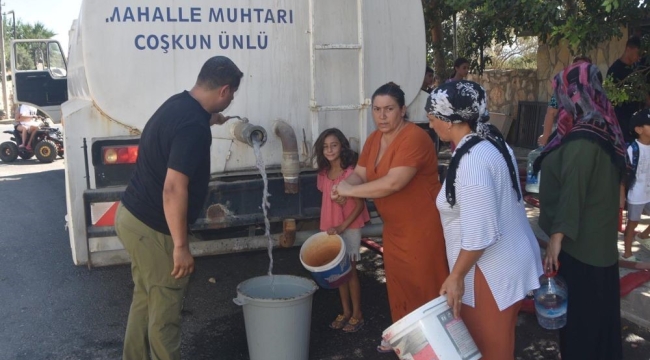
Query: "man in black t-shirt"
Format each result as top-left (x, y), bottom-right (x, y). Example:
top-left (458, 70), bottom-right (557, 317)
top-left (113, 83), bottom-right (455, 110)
top-left (115, 56), bottom-right (242, 360)
top-left (607, 36), bottom-right (642, 142)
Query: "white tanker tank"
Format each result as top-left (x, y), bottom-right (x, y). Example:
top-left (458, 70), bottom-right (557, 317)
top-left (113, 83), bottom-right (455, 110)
top-left (12, 0), bottom-right (427, 266)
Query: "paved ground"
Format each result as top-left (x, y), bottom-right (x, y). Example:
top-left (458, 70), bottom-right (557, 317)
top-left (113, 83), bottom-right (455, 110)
top-left (0, 137), bottom-right (649, 359)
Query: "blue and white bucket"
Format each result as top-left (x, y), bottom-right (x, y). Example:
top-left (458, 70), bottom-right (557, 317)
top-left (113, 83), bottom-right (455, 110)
top-left (299, 232), bottom-right (351, 289)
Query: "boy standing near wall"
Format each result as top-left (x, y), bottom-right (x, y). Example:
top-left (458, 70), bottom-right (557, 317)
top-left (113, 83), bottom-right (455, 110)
top-left (622, 109), bottom-right (650, 261)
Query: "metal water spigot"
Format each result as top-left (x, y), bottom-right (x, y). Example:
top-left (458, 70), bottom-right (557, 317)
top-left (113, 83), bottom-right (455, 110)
top-left (229, 116), bottom-right (267, 147)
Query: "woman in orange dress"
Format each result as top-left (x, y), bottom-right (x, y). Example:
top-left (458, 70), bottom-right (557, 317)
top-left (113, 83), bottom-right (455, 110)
top-left (334, 82), bottom-right (448, 351)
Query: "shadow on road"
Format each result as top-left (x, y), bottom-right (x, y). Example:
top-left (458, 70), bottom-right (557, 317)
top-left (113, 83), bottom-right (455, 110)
top-left (0, 157), bottom-right (64, 166)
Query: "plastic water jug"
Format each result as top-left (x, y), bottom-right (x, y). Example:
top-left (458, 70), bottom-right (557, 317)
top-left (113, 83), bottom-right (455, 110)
top-left (534, 269), bottom-right (567, 330)
top-left (525, 147), bottom-right (543, 193)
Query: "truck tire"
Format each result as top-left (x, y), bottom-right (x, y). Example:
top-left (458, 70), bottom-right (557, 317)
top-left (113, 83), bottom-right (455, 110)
top-left (0, 141), bottom-right (18, 162)
top-left (35, 140), bottom-right (58, 163)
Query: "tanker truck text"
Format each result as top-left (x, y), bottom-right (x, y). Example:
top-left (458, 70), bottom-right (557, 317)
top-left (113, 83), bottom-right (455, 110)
top-left (134, 32), bottom-right (269, 53)
top-left (107, 6), bottom-right (294, 24)
top-left (109, 6), bottom-right (293, 53)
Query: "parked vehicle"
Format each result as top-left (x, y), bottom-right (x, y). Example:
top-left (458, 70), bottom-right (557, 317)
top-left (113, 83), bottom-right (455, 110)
top-left (10, 0), bottom-right (426, 266)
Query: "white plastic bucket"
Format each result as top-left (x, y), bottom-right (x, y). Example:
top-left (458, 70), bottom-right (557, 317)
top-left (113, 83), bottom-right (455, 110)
top-left (299, 232), bottom-right (351, 289)
top-left (382, 295), bottom-right (482, 360)
top-left (233, 275), bottom-right (318, 360)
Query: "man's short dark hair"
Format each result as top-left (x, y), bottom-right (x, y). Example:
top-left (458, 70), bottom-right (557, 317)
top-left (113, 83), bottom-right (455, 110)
top-left (425, 66), bottom-right (434, 74)
top-left (196, 56), bottom-right (244, 90)
top-left (626, 36), bottom-right (641, 49)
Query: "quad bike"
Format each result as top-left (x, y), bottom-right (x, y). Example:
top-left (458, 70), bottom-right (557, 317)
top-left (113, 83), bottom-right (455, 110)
top-left (0, 119), bottom-right (64, 163)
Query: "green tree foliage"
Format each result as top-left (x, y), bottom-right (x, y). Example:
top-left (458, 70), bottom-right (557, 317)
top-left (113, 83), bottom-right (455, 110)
top-left (485, 37), bottom-right (538, 70)
top-left (3, 17), bottom-right (56, 71)
top-left (422, 0), bottom-right (456, 79)
top-left (423, 0), bottom-right (648, 76)
top-left (603, 33), bottom-right (650, 106)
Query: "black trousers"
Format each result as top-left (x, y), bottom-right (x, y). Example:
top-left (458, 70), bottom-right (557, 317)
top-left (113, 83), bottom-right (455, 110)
top-left (558, 251), bottom-right (623, 360)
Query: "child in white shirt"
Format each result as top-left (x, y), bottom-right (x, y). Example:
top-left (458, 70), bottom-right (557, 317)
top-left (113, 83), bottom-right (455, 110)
top-left (622, 109), bottom-right (650, 261)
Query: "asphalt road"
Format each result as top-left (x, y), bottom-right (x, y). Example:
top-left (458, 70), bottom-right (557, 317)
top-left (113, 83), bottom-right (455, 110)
top-left (0, 127), bottom-right (649, 359)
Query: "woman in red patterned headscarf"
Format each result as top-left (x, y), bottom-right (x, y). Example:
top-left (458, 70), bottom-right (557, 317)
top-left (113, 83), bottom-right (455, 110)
top-left (536, 61), bottom-right (627, 360)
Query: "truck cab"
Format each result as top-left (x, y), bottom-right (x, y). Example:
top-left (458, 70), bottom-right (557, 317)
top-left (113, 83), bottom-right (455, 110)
top-left (11, 39), bottom-right (68, 123)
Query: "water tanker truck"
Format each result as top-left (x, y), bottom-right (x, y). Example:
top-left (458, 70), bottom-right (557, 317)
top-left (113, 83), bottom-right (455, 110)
top-left (10, 0), bottom-right (427, 266)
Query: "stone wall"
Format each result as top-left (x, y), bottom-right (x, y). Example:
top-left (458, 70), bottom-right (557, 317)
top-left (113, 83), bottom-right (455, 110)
top-left (536, 29), bottom-right (628, 102)
top-left (467, 69), bottom-right (539, 120)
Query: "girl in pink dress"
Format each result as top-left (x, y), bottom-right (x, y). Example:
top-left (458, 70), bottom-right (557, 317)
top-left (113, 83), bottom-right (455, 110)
top-left (314, 128), bottom-right (370, 333)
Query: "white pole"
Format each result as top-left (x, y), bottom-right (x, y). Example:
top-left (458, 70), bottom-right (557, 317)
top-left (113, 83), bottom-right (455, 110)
top-left (357, 0), bottom-right (367, 146)
top-left (0, 5), bottom-right (9, 119)
top-left (453, 13), bottom-right (458, 60)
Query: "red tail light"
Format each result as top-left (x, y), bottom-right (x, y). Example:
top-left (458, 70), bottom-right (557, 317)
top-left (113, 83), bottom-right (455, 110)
top-left (102, 145), bottom-right (139, 165)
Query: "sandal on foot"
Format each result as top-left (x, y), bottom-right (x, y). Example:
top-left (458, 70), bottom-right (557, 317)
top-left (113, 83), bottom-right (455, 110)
top-left (329, 314), bottom-right (349, 330)
top-left (18, 144), bottom-right (25, 148)
top-left (376, 340), bottom-right (392, 353)
top-left (342, 317), bottom-right (365, 333)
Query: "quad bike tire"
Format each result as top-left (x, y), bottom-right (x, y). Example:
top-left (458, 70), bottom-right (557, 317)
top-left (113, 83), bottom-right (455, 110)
top-left (35, 140), bottom-right (58, 163)
top-left (0, 141), bottom-right (18, 162)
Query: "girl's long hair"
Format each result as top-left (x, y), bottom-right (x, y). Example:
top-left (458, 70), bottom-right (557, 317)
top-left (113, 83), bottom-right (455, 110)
top-left (313, 128), bottom-right (358, 172)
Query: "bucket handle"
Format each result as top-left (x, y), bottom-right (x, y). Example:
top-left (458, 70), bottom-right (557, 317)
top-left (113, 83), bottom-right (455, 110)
top-left (233, 297), bottom-right (247, 306)
top-left (422, 295), bottom-right (449, 315)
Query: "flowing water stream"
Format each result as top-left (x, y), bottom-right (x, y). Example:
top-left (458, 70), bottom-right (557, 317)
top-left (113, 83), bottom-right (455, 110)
top-left (253, 138), bottom-right (274, 278)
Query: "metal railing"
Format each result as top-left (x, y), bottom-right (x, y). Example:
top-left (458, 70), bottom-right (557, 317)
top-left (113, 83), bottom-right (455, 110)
top-left (513, 101), bottom-right (547, 149)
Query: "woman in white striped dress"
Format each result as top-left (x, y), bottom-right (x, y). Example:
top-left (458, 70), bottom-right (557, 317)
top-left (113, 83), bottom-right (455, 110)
top-left (426, 80), bottom-right (543, 360)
